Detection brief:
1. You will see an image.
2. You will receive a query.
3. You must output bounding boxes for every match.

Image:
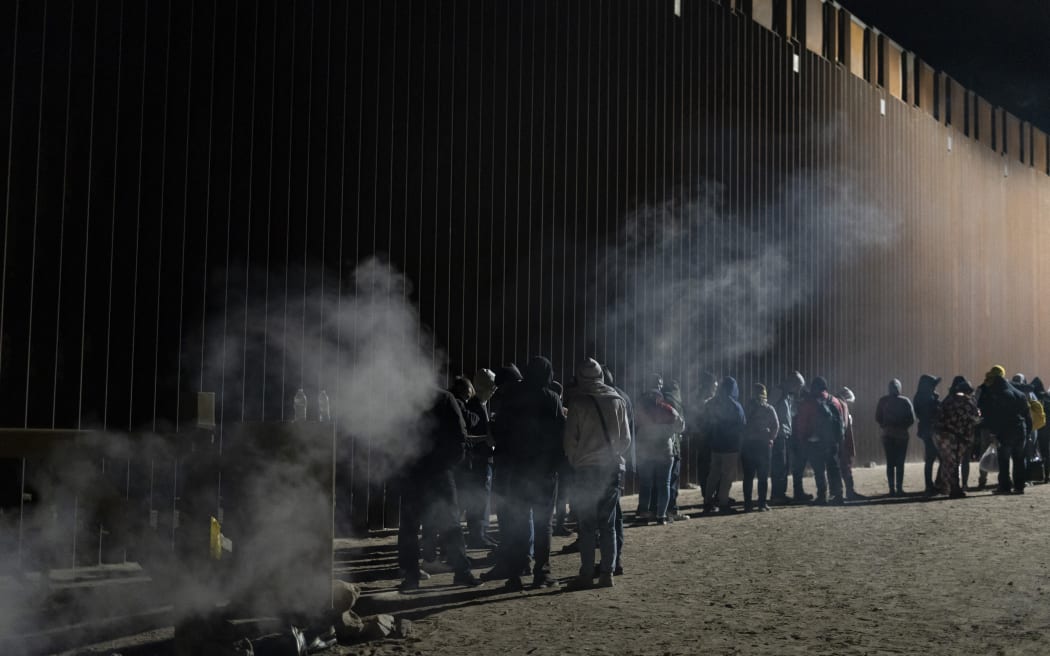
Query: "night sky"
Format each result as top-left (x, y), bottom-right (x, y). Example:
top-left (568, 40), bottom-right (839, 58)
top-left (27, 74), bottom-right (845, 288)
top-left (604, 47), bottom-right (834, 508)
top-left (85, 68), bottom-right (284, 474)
top-left (837, 0), bottom-right (1050, 134)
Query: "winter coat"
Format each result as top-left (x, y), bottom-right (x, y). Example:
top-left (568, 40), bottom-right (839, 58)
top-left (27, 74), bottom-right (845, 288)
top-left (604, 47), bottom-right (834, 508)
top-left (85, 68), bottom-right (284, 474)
top-left (705, 377), bottom-right (746, 454)
top-left (937, 393), bottom-right (980, 442)
top-left (743, 399), bottom-right (779, 445)
top-left (491, 357), bottom-right (566, 474)
top-left (913, 374), bottom-right (942, 439)
top-left (794, 391), bottom-right (847, 444)
top-left (563, 380), bottom-right (632, 471)
top-left (635, 388), bottom-right (686, 460)
top-left (977, 376), bottom-right (1031, 442)
top-left (414, 390), bottom-right (469, 475)
top-left (876, 379), bottom-right (916, 440)
top-left (772, 393), bottom-right (796, 441)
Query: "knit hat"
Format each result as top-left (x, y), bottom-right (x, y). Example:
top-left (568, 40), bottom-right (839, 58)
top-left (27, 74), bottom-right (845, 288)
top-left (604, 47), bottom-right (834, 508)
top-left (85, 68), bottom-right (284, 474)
top-left (837, 386), bottom-right (855, 403)
top-left (577, 358), bottom-right (603, 381)
top-left (810, 376), bottom-right (829, 394)
top-left (473, 368), bottom-right (496, 402)
top-left (949, 375), bottom-right (974, 395)
top-left (984, 365), bottom-right (1005, 387)
top-left (752, 383), bottom-right (768, 402)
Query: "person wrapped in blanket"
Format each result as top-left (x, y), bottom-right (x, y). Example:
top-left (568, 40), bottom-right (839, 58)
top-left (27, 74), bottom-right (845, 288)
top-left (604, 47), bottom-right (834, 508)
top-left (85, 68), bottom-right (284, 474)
top-left (934, 376), bottom-right (981, 498)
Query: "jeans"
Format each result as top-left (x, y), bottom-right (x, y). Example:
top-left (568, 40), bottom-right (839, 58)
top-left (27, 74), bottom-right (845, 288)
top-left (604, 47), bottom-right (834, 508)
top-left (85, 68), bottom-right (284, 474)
top-left (997, 435), bottom-right (1027, 493)
top-left (501, 468), bottom-right (556, 579)
top-left (788, 438), bottom-right (808, 497)
top-left (882, 434), bottom-right (908, 493)
top-left (668, 455), bottom-right (682, 515)
top-left (457, 454), bottom-right (492, 542)
top-left (805, 440), bottom-right (842, 498)
top-left (636, 455), bottom-right (673, 519)
top-left (741, 440), bottom-right (771, 506)
top-left (770, 435), bottom-right (788, 498)
top-left (919, 433), bottom-right (940, 490)
top-left (397, 470), bottom-right (470, 578)
top-left (574, 467), bottom-right (621, 577)
top-left (706, 451), bottom-right (738, 510)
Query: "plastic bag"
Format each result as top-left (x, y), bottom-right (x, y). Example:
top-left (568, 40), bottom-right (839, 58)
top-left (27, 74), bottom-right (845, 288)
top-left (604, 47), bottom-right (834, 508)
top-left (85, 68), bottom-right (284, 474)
top-left (979, 445), bottom-right (999, 473)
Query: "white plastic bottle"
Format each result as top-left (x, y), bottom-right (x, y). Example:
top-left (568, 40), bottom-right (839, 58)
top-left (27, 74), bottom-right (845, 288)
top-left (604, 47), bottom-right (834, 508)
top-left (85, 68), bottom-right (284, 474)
top-left (318, 389), bottom-right (331, 422)
top-left (293, 388), bottom-right (308, 422)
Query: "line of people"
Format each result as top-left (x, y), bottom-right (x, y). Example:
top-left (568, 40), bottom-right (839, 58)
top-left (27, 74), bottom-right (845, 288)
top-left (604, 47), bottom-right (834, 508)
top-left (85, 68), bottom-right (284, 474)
top-left (396, 359), bottom-right (1047, 594)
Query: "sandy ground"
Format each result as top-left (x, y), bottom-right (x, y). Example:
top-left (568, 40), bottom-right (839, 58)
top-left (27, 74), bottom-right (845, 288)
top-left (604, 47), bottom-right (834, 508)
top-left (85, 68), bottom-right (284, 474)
top-left (61, 463), bottom-right (1050, 656)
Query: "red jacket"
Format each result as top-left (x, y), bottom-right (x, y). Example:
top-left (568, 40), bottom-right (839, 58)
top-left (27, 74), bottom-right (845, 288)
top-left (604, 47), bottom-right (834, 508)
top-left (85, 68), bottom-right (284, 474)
top-left (794, 391), bottom-right (847, 442)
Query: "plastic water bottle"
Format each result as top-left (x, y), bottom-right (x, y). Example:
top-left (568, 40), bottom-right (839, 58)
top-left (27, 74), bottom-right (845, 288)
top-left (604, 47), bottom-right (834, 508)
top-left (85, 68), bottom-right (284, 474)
top-left (317, 389), bottom-right (331, 422)
top-left (293, 388), bottom-right (308, 422)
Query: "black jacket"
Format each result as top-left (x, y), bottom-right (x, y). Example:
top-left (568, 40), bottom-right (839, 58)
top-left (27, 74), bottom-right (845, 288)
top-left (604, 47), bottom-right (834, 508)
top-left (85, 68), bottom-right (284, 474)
top-left (414, 390), bottom-right (469, 475)
top-left (491, 356), bottom-right (566, 474)
top-left (913, 374), bottom-right (942, 439)
top-left (705, 377), bottom-right (746, 453)
top-left (977, 376), bottom-right (1032, 441)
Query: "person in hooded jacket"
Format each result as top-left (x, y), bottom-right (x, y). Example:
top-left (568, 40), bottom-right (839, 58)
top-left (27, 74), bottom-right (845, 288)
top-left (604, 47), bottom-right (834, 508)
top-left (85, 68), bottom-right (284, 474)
top-left (563, 359), bottom-right (632, 589)
top-left (460, 369), bottom-right (497, 549)
top-left (633, 374), bottom-right (685, 525)
top-left (913, 375), bottom-right (944, 495)
top-left (875, 379), bottom-right (916, 496)
top-left (604, 367), bottom-right (633, 574)
top-left (794, 376), bottom-right (847, 505)
top-left (770, 371), bottom-right (808, 504)
top-left (704, 376), bottom-right (746, 514)
top-left (741, 383), bottom-right (778, 512)
top-left (835, 387), bottom-right (866, 501)
top-left (662, 380), bottom-right (690, 521)
top-left (977, 365), bottom-right (1032, 494)
top-left (1033, 377), bottom-right (1050, 484)
top-left (935, 376), bottom-right (981, 498)
top-left (691, 372), bottom-right (719, 505)
top-left (484, 356), bottom-right (566, 590)
top-left (397, 389), bottom-right (480, 591)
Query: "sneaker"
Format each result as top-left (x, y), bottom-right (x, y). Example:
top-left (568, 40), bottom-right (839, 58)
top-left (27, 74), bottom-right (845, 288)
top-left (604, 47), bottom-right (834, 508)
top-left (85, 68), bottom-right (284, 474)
top-left (845, 491), bottom-right (868, 501)
top-left (479, 566), bottom-right (509, 582)
top-left (992, 488), bottom-right (1012, 495)
top-left (794, 492), bottom-right (814, 503)
top-left (768, 495), bottom-right (790, 506)
top-left (719, 506), bottom-right (738, 515)
top-left (453, 571), bottom-right (481, 587)
top-left (810, 496), bottom-right (827, 506)
top-left (757, 504), bottom-right (772, 512)
top-left (949, 490), bottom-right (967, 499)
top-left (828, 495), bottom-right (845, 506)
top-left (398, 578), bottom-right (420, 593)
top-left (597, 573), bottom-right (614, 588)
top-left (656, 516), bottom-right (669, 525)
top-left (1013, 488), bottom-right (1025, 495)
top-left (631, 512), bottom-right (652, 525)
top-left (613, 564), bottom-right (624, 576)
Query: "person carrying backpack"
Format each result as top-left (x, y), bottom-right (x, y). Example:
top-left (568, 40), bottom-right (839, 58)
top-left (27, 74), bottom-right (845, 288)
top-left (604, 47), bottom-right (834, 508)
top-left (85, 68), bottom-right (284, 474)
top-left (875, 379), bottom-right (916, 496)
top-left (793, 376), bottom-right (847, 505)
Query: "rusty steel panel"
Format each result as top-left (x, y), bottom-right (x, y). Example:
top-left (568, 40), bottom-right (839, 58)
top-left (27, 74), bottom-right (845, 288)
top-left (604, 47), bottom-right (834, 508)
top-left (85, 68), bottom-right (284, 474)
top-left (885, 40), bottom-right (903, 98)
top-left (753, 0), bottom-right (774, 29)
top-left (978, 97), bottom-right (994, 148)
top-left (1006, 113), bottom-right (1022, 160)
top-left (805, 0), bottom-right (823, 53)
top-left (850, 19), bottom-right (865, 77)
top-left (949, 77), bottom-right (966, 131)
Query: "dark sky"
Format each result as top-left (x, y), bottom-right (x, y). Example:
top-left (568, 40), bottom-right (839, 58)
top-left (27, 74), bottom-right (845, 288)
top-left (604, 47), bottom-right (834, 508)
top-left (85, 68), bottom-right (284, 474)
top-left (836, 0), bottom-right (1050, 134)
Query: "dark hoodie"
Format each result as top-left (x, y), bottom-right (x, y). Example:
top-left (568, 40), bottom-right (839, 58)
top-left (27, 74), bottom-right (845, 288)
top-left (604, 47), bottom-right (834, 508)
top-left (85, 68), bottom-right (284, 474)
top-left (414, 389), bottom-right (470, 475)
top-left (705, 376), bottom-right (746, 453)
top-left (492, 356), bottom-right (566, 473)
top-left (875, 379), bottom-right (916, 433)
top-left (489, 363), bottom-right (524, 421)
top-left (912, 375), bottom-right (942, 439)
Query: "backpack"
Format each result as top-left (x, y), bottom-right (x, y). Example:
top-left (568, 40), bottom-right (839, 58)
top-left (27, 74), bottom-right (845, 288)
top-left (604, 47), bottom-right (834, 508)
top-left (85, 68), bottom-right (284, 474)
top-left (815, 398), bottom-right (845, 443)
top-left (1029, 399), bottom-right (1046, 431)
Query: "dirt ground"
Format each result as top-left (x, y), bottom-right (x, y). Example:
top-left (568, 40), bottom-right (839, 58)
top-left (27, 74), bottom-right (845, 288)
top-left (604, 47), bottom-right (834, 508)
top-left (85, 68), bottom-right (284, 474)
top-left (62, 463), bottom-right (1050, 656)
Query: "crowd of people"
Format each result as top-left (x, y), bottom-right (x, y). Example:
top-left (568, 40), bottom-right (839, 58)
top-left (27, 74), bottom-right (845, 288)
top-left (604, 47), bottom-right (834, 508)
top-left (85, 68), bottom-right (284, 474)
top-left (396, 358), bottom-right (1050, 593)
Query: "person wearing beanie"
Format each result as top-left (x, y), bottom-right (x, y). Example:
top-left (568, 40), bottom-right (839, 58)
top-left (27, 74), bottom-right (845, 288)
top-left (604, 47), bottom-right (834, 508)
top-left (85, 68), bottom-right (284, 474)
top-left (935, 376), bottom-right (981, 498)
top-left (459, 369), bottom-right (497, 549)
top-left (1033, 377), bottom-right (1050, 484)
top-left (770, 371), bottom-right (808, 504)
top-left (633, 374), bottom-right (684, 525)
top-left (913, 375), bottom-right (944, 495)
top-left (875, 379), bottom-right (916, 496)
top-left (793, 376), bottom-right (847, 505)
top-left (562, 358), bottom-right (632, 589)
top-left (704, 376), bottom-right (746, 514)
top-left (977, 365), bottom-right (1032, 495)
top-left (662, 380), bottom-right (690, 521)
top-left (835, 387), bottom-right (865, 501)
top-left (741, 383), bottom-right (779, 512)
